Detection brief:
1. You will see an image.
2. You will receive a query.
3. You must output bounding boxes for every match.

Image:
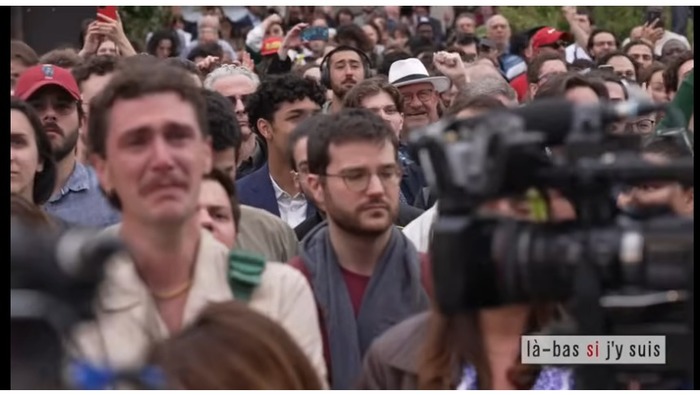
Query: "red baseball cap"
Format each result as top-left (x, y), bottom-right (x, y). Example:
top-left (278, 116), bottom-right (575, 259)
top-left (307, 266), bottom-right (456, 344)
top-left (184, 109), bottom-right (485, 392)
top-left (531, 27), bottom-right (573, 50)
top-left (14, 64), bottom-right (81, 102)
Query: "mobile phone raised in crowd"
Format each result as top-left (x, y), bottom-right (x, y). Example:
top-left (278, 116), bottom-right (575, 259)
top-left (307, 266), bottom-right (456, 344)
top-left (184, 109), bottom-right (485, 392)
top-left (301, 26), bottom-right (329, 42)
top-left (97, 6), bottom-right (118, 20)
top-left (645, 7), bottom-right (662, 24)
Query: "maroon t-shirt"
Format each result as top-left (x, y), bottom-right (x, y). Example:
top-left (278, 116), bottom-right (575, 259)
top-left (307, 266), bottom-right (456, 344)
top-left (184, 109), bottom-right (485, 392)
top-left (339, 266), bottom-right (371, 317)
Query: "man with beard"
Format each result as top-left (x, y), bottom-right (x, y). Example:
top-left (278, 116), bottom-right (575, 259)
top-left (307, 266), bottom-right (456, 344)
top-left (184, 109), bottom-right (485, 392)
top-left (71, 63), bottom-right (327, 386)
top-left (204, 64), bottom-right (266, 179)
top-left (290, 112), bottom-right (424, 241)
top-left (320, 46), bottom-right (370, 114)
top-left (14, 64), bottom-right (120, 228)
top-left (288, 109), bottom-right (431, 389)
top-left (236, 73), bottom-right (326, 228)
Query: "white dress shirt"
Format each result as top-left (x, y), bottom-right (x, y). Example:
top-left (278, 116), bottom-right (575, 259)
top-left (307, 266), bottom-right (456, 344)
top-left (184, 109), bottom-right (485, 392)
top-left (270, 175), bottom-right (308, 228)
top-left (402, 203), bottom-right (438, 253)
top-left (565, 43), bottom-right (592, 64)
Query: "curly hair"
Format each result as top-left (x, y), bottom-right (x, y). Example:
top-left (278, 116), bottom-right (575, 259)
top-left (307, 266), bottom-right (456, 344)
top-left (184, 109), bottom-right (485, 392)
top-left (147, 29), bottom-right (181, 58)
top-left (201, 89), bottom-right (242, 155)
top-left (245, 74), bottom-right (326, 134)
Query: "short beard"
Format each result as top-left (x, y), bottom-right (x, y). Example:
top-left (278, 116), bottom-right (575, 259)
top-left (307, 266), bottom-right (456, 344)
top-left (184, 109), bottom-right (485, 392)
top-left (53, 128), bottom-right (80, 162)
top-left (330, 82), bottom-right (353, 100)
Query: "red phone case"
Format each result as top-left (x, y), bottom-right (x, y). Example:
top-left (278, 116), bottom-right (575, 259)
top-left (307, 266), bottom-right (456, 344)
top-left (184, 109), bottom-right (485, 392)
top-left (97, 6), bottom-right (118, 20)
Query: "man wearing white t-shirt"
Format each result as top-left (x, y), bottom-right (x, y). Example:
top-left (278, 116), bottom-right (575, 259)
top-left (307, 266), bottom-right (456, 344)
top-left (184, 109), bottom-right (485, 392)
top-left (562, 6), bottom-right (594, 64)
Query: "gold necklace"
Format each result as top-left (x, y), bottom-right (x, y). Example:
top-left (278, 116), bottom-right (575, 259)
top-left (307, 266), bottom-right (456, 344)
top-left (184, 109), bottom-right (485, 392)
top-left (151, 279), bottom-right (193, 300)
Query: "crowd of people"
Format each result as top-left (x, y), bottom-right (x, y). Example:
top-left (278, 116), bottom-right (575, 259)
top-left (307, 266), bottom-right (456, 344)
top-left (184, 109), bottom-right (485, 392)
top-left (10, 4), bottom-right (694, 390)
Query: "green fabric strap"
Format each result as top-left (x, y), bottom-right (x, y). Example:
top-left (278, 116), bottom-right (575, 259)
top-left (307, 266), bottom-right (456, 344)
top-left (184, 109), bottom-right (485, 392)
top-left (228, 249), bottom-right (266, 302)
top-left (658, 70), bottom-right (694, 132)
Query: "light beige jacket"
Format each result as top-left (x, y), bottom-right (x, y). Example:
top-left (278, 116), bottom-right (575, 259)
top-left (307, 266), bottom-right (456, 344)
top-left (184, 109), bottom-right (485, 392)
top-left (71, 227), bottom-right (327, 387)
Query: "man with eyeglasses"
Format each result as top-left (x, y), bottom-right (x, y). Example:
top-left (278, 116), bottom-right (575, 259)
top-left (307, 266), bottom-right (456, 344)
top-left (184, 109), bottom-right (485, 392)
top-left (204, 64), bottom-right (266, 179)
top-left (388, 58), bottom-right (450, 207)
top-left (288, 108), bottom-right (430, 389)
top-left (388, 58), bottom-right (450, 133)
top-left (14, 64), bottom-right (120, 228)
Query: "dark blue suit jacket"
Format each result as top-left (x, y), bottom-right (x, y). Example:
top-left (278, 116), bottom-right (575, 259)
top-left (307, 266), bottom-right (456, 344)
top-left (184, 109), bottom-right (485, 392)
top-left (235, 163), bottom-right (316, 219)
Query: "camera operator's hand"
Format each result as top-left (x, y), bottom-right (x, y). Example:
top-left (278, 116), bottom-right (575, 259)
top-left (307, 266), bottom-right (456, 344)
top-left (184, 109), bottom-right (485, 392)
top-left (433, 51), bottom-right (467, 89)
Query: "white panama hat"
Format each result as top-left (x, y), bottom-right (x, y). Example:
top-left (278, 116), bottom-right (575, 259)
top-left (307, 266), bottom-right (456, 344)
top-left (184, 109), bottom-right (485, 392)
top-left (388, 58), bottom-right (451, 93)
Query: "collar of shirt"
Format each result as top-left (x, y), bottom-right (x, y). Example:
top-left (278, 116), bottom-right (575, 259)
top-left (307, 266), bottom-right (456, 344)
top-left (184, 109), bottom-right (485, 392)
top-left (322, 100), bottom-right (332, 114)
top-left (49, 162), bottom-right (91, 203)
top-left (270, 174), bottom-right (304, 201)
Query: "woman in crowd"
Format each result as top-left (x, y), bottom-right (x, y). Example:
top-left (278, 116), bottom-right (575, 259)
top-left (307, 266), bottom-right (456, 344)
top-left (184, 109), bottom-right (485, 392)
top-left (358, 183), bottom-right (577, 389)
top-left (357, 92), bottom-right (580, 390)
top-left (11, 194), bottom-right (57, 229)
top-left (363, 20), bottom-right (386, 67)
top-left (149, 301), bottom-right (323, 390)
top-left (146, 30), bottom-right (181, 59)
top-left (640, 62), bottom-right (669, 103)
top-left (10, 98), bottom-right (56, 207)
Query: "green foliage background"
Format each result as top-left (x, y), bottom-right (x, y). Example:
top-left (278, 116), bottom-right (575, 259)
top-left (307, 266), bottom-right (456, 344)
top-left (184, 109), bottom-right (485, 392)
top-left (497, 6), bottom-right (693, 44)
top-left (119, 6), bottom-right (693, 48)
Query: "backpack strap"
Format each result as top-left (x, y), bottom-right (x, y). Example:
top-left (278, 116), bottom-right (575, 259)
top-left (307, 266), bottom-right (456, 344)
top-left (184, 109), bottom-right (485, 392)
top-left (228, 250), bottom-right (266, 302)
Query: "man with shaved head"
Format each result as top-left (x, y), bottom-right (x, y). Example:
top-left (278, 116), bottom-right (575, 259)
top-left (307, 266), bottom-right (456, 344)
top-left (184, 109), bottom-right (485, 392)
top-left (485, 14), bottom-right (524, 85)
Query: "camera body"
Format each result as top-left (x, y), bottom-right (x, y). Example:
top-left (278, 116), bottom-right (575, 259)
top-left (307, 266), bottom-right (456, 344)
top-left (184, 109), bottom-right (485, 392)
top-left (410, 99), bottom-right (694, 389)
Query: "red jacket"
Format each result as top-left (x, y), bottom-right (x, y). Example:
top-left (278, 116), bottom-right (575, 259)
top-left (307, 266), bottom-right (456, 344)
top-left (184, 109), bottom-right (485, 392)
top-left (510, 72), bottom-right (528, 103)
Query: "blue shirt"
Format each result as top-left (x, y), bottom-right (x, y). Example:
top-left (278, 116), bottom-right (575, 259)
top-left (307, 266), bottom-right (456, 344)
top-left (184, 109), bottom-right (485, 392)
top-left (457, 365), bottom-right (573, 390)
top-left (43, 162), bottom-right (121, 229)
top-left (398, 144), bottom-right (426, 206)
top-left (499, 53), bottom-right (527, 82)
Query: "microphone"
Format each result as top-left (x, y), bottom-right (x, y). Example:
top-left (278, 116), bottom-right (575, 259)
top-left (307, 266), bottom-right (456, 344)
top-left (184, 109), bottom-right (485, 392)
top-left (411, 97), bottom-right (665, 147)
top-left (11, 218), bottom-right (124, 303)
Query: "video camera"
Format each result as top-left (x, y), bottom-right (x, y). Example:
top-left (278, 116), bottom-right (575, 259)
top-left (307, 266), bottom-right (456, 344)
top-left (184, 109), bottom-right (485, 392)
top-left (10, 218), bottom-right (125, 389)
top-left (409, 97), bottom-right (694, 389)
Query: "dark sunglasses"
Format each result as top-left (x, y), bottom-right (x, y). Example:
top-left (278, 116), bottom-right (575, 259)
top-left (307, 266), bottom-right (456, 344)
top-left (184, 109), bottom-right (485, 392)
top-left (541, 40), bottom-right (567, 49)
